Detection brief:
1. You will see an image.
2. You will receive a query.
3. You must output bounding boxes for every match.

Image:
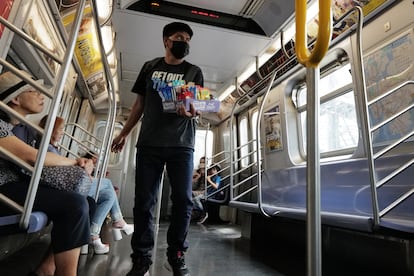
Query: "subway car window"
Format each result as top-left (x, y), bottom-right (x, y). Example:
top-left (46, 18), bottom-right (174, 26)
top-left (194, 129), bottom-right (213, 167)
top-left (251, 110), bottom-right (259, 163)
top-left (296, 63), bottom-right (358, 155)
top-left (239, 116), bottom-right (249, 167)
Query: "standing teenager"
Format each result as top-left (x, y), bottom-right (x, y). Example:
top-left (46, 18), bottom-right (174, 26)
top-left (112, 22), bottom-right (203, 276)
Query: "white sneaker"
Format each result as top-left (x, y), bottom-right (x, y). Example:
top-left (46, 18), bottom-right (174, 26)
top-left (92, 238), bottom-right (110, 254)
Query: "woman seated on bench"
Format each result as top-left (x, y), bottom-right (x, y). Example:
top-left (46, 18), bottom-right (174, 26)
top-left (0, 70), bottom-right (92, 276)
top-left (38, 115), bottom-right (133, 254)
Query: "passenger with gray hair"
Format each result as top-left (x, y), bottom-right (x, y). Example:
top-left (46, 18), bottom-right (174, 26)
top-left (0, 70), bottom-right (91, 276)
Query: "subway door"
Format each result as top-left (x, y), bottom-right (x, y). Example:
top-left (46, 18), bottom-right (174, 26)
top-left (95, 120), bottom-right (138, 219)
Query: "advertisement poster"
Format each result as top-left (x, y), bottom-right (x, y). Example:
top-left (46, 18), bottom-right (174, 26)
top-left (0, 0), bottom-right (14, 39)
top-left (265, 105), bottom-right (282, 152)
top-left (23, 0), bottom-right (64, 75)
top-left (364, 31), bottom-right (414, 145)
top-left (62, 5), bottom-right (106, 99)
top-left (307, 0), bottom-right (394, 40)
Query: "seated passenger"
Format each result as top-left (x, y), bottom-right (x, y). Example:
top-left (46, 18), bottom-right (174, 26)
top-left (191, 164), bottom-right (205, 221)
top-left (192, 162), bottom-right (205, 197)
top-left (38, 115), bottom-right (133, 255)
top-left (192, 156), bottom-right (205, 184)
top-left (0, 70), bottom-right (91, 276)
top-left (193, 164), bottom-right (221, 224)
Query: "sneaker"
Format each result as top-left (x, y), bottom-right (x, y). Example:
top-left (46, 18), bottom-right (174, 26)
top-left (197, 212), bottom-right (208, 224)
top-left (126, 256), bottom-right (152, 276)
top-left (164, 251), bottom-right (190, 276)
top-left (92, 238), bottom-right (110, 254)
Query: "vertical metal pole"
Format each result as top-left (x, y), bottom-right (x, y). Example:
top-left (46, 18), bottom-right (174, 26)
top-left (151, 167), bottom-right (165, 274)
top-left (21, 0), bottom-right (88, 229)
top-left (306, 67), bottom-right (321, 276)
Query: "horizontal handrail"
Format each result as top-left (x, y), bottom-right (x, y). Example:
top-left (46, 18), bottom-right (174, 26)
top-left (65, 122), bottom-right (103, 144)
top-left (0, 147), bottom-right (34, 173)
top-left (0, 193), bottom-right (23, 213)
top-left (205, 182), bottom-right (230, 200)
top-left (374, 130), bottom-right (414, 159)
top-left (232, 161), bottom-right (259, 176)
top-left (0, 16), bottom-right (63, 64)
top-left (56, 142), bottom-right (80, 158)
top-left (379, 188), bottom-right (414, 217)
top-left (0, 103), bottom-right (44, 135)
top-left (233, 185), bottom-right (258, 201)
top-left (367, 80), bottom-right (414, 106)
top-left (370, 103), bottom-right (414, 132)
top-left (376, 158), bottom-right (414, 189)
top-left (233, 172), bottom-right (259, 189)
top-left (228, 201), bottom-right (261, 213)
top-left (0, 58), bottom-right (54, 99)
top-left (61, 132), bottom-right (100, 154)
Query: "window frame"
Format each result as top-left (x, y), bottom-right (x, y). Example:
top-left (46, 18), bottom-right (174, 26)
top-left (293, 63), bottom-right (358, 158)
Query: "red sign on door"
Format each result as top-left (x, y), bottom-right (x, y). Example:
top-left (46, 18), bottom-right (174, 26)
top-left (0, 0), bottom-right (14, 39)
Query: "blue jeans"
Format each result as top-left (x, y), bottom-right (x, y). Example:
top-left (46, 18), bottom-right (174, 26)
top-left (88, 177), bottom-right (123, 236)
top-left (131, 146), bottom-right (194, 259)
top-left (192, 194), bottom-right (204, 212)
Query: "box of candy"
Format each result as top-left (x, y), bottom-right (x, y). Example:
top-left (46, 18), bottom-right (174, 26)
top-left (178, 98), bottom-right (221, 112)
top-left (160, 81), bottom-right (220, 113)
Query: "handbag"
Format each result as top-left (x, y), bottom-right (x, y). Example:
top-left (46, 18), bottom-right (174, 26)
top-left (40, 166), bottom-right (92, 196)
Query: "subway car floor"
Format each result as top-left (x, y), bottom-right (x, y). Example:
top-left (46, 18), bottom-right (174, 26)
top-left (77, 220), bottom-right (283, 276)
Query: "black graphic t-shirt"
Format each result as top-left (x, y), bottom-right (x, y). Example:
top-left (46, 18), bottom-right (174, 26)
top-left (131, 57), bottom-right (204, 149)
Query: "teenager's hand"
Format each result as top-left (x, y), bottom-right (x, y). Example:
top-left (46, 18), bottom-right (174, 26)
top-left (111, 135), bottom-right (127, 153)
top-left (176, 103), bottom-right (200, 118)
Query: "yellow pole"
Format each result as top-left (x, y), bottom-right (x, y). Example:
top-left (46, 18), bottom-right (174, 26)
top-left (295, 0), bottom-right (332, 67)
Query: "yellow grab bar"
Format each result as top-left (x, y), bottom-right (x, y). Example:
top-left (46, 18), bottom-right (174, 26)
top-left (295, 0), bottom-right (332, 67)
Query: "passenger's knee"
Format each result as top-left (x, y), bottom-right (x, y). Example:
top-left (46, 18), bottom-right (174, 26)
top-left (66, 193), bottom-right (89, 217)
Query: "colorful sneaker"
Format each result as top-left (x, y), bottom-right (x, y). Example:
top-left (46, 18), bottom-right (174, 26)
top-left (126, 256), bottom-right (152, 276)
top-left (164, 251), bottom-right (190, 276)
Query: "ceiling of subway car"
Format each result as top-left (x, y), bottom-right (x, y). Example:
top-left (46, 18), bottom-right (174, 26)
top-left (114, 0), bottom-right (295, 123)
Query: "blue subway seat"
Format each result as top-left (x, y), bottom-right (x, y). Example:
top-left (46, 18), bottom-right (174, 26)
top-left (261, 153), bottom-right (414, 232)
top-left (0, 212), bottom-right (48, 233)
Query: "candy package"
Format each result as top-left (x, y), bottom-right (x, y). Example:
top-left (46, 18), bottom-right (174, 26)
top-left (161, 81), bottom-right (220, 113)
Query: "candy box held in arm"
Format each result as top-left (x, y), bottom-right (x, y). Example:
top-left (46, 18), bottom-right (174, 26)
top-left (162, 98), bottom-right (220, 113)
top-left (182, 98), bottom-right (220, 112)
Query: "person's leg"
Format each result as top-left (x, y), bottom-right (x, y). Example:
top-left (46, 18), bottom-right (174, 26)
top-left (35, 248), bottom-right (55, 276)
top-left (127, 147), bottom-right (164, 276)
top-left (90, 178), bottom-right (124, 225)
top-left (88, 178), bottom-right (116, 238)
top-left (88, 178), bottom-right (117, 253)
top-left (197, 197), bottom-right (209, 224)
top-left (165, 147), bottom-right (194, 254)
top-left (35, 186), bottom-right (89, 274)
top-left (54, 247), bottom-right (80, 276)
top-left (106, 178), bottom-right (134, 236)
top-left (106, 178), bottom-right (126, 225)
top-left (0, 181), bottom-right (90, 274)
top-left (131, 147), bottom-right (164, 259)
top-left (164, 147), bottom-right (193, 276)
top-left (108, 178), bottom-right (123, 222)
top-left (192, 194), bottom-right (204, 212)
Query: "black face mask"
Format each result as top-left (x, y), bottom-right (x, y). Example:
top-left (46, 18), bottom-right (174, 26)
top-left (170, 40), bottom-right (189, 59)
